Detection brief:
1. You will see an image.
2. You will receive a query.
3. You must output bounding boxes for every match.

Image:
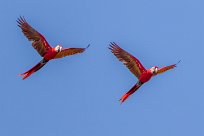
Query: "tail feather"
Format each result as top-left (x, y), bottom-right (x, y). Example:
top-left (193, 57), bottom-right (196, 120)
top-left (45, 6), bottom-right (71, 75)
top-left (19, 59), bottom-right (48, 80)
top-left (119, 82), bottom-right (142, 104)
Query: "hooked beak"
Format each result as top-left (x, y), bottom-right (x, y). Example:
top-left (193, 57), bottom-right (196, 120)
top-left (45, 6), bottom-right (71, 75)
top-left (155, 68), bottom-right (158, 73)
top-left (152, 67), bottom-right (158, 74)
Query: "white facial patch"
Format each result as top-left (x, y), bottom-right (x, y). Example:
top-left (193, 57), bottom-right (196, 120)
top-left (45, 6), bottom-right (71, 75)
top-left (150, 67), bottom-right (154, 73)
top-left (150, 67), bottom-right (158, 74)
top-left (55, 45), bottom-right (62, 52)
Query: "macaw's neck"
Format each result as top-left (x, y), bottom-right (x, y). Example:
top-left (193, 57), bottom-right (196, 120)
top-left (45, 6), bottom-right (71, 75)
top-left (139, 69), bottom-right (154, 83)
top-left (43, 48), bottom-right (58, 61)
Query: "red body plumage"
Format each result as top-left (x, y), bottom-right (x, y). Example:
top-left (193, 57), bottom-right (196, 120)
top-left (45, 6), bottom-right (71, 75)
top-left (109, 42), bottom-right (178, 103)
top-left (18, 16), bottom-right (88, 79)
top-left (139, 69), bottom-right (153, 83)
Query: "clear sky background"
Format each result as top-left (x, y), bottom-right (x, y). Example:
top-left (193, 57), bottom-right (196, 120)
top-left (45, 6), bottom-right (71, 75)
top-left (0, 0), bottom-right (204, 136)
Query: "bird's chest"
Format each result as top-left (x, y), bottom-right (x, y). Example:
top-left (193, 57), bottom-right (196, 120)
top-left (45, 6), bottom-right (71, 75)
top-left (139, 70), bottom-right (153, 83)
top-left (43, 49), bottom-right (58, 60)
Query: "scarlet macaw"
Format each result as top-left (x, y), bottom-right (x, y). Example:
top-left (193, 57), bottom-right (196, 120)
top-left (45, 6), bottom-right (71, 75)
top-left (109, 42), bottom-right (179, 103)
top-left (17, 16), bottom-right (89, 79)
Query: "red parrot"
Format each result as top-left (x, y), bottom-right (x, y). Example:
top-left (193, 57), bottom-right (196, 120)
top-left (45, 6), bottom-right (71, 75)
top-left (109, 42), bottom-right (179, 103)
top-left (17, 16), bottom-right (89, 79)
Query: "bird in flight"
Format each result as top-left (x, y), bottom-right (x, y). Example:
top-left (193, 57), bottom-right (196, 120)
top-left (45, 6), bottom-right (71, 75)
top-left (17, 16), bottom-right (89, 79)
top-left (109, 42), bottom-right (179, 104)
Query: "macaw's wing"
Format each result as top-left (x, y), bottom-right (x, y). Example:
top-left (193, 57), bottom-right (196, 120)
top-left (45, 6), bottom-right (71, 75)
top-left (54, 47), bottom-right (87, 59)
top-left (17, 16), bottom-right (52, 57)
top-left (156, 64), bottom-right (177, 75)
top-left (109, 42), bottom-right (146, 79)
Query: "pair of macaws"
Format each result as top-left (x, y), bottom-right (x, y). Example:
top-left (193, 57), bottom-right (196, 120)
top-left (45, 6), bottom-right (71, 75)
top-left (18, 17), bottom-right (179, 103)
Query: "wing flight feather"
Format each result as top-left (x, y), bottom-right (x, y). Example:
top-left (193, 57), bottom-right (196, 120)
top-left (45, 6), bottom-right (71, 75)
top-left (109, 42), bottom-right (146, 79)
top-left (54, 48), bottom-right (86, 59)
top-left (17, 16), bottom-right (51, 57)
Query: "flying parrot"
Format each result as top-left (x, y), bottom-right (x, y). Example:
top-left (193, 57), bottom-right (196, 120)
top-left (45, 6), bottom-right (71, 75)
top-left (17, 16), bottom-right (89, 80)
top-left (109, 42), bottom-right (179, 103)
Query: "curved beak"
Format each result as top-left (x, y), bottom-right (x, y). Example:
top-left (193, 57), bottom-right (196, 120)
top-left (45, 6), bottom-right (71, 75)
top-left (155, 68), bottom-right (158, 73)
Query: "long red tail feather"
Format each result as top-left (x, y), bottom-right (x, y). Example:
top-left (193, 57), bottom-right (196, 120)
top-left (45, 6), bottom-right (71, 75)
top-left (119, 82), bottom-right (142, 104)
top-left (19, 60), bottom-right (48, 80)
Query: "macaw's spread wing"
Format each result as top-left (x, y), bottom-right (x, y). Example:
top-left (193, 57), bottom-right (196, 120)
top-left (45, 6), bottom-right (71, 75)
top-left (156, 64), bottom-right (177, 75)
top-left (54, 48), bottom-right (86, 59)
top-left (17, 16), bottom-right (52, 57)
top-left (109, 42), bottom-right (146, 79)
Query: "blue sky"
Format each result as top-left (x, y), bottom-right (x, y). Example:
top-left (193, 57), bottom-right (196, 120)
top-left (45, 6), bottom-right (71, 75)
top-left (0, 0), bottom-right (204, 135)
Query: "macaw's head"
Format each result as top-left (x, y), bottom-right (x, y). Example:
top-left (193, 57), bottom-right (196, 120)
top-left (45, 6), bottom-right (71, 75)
top-left (55, 45), bottom-right (62, 52)
top-left (150, 66), bottom-right (158, 75)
